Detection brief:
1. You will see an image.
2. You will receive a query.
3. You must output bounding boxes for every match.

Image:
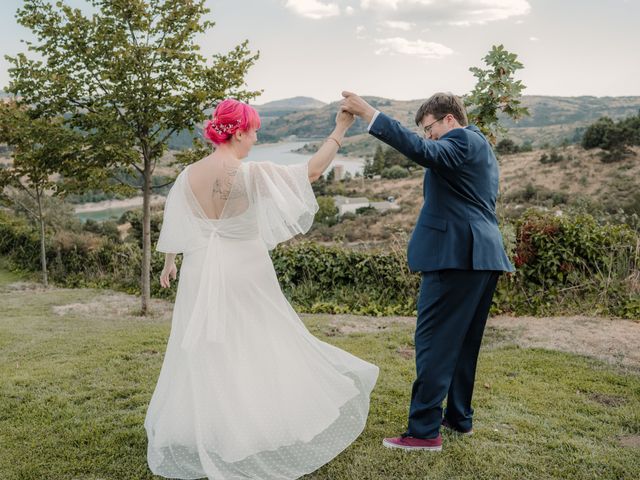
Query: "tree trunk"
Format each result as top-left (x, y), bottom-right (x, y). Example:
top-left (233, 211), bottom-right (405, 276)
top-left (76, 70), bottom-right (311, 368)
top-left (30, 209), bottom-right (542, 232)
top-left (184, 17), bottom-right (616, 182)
top-left (141, 154), bottom-right (152, 316)
top-left (36, 188), bottom-right (48, 287)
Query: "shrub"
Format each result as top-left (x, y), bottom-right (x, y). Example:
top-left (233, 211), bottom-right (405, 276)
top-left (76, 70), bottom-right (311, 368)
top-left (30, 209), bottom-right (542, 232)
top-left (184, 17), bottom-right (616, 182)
top-left (314, 196), bottom-right (338, 226)
top-left (1, 209), bottom-right (638, 319)
top-left (539, 149), bottom-right (564, 164)
top-left (504, 210), bottom-right (639, 317)
top-left (381, 165), bottom-right (409, 179)
top-left (495, 138), bottom-right (520, 154)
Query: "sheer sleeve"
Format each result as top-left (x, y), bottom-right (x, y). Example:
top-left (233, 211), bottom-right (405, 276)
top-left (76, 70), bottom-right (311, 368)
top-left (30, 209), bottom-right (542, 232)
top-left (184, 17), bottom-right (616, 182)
top-left (156, 170), bottom-right (203, 254)
top-left (246, 161), bottom-right (318, 250)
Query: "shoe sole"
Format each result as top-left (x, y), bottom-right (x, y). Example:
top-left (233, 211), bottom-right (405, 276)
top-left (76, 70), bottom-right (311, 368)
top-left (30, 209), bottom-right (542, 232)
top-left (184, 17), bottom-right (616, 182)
top-left (382, 439), bottom-right (442, 451)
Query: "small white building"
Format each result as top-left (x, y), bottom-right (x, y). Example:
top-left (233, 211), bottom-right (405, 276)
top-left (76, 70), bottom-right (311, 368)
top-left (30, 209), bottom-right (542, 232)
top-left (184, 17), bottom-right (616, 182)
top-left (333, 195), bottom-right (400, 216)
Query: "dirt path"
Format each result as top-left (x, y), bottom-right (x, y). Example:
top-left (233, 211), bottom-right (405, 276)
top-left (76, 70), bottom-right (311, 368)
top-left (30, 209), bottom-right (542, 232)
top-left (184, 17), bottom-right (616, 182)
top-left (488, 315), bottom-right (640, 370)
top-left (4, 279), bottom-right (639, 371)
top-left (313, 313), bottom-right (640, 370)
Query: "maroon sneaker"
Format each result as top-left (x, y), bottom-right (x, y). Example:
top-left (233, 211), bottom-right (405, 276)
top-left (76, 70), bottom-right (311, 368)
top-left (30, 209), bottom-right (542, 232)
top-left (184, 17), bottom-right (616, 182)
top-left (382, 434), bottom-right (442, 451)
top-left (441, 418), bottom-right (473, 436)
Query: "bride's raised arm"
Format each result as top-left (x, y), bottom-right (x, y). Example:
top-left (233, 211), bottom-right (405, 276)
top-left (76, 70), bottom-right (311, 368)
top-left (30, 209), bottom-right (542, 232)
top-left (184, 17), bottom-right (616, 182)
top-left (307, 110), bottom-right (355, 182)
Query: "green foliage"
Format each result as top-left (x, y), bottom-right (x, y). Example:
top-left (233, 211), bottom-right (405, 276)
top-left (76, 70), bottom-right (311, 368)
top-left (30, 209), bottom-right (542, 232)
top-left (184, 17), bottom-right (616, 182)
top-left (326, 167), bottom-right (336, 183)
top-left (0, 100), bottom-right (89, 285)
top-left (314, 196), bottom-right (338, 226)
top-left (125, 208), bottom-right (164, 248)
top-left (364, 144), bottom-right (414, 177)
top-left (539, 149), bottom-right (565, 164)
top-left (495, 138), bottom-right (532, 155)
top-left (504, 210), bottom-right (640, 318)
top-left (311, 174), bottom-right (328, 196)
top-left (1, 209), bottom-right (637, 319)
top-left (465, 45), bottom-right (530, 144)
top-left (6, 0), bottom-right (261, 311)
top-left (372, 144), bottom-right (386, 174)
top-left (0, 210), bottom-right (174, 300)
top-left (582, 111), bottom-right (640, 163)
top-left (381, 165), bottom-right (409, 179)
top-left (582, 112), bottom-right (640, 150)
top-left (495, 138), bottom-right (520, 154)
top-left (270, 241), bottom-right (419, 316)
top-left (81, 219), bottom-right (121, 244)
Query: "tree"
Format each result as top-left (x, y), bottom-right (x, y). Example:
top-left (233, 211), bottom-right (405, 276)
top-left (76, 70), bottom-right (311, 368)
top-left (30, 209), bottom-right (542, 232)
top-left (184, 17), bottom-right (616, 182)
top-left (582, 112), bottom-right (640, 155)
top-left (314, 196), bottom-right (338, 226)
top-left (372, 144), bottom-right (385, 174)
top-left (465, 45), bottom-right (529, 144)
top-left (381, 165), bottom-right (409, 179)
top-left (495, 138), bottom-right (520, 154)
top-left (384, 147), bottom-right (413, 169)
top-left (6, 0), bottom-right (260, 314)
top-left (0, 100), bottom-right (84, 286)
top-left (362, 157), bottom-right (376, 178)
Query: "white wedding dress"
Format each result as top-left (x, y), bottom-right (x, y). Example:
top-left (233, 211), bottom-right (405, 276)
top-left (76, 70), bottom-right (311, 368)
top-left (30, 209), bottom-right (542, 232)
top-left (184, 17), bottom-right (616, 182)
top-left (145, 160), bottom-right (379, 480)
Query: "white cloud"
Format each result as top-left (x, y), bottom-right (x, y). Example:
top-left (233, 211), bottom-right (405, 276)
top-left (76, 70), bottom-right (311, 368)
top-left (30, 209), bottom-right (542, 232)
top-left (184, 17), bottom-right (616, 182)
top-left (346, 6), bottom-right (355, 14)
top-left (383, 20), bottom-right (415, 30)
top-left (285, 0), bottom-right (340, 19)
top-left (529, 36), bottom-right (539, 41)
top-left (375, 37), bottom-right (454, 59)
top-left (361, 0), bottom-right (403, 9)
top-left (362, 0), bottom-right (531, 26)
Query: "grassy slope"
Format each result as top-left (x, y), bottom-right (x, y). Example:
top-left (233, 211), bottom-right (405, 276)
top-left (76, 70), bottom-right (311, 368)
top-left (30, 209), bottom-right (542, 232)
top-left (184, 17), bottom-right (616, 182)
top-left (1, 278), bottom-right (639, 480)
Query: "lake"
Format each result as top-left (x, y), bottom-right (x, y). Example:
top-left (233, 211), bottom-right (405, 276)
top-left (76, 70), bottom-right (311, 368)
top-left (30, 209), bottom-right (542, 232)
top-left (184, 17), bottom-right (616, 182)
top-left (76, 141), bottom-right (365, 222)
top-left (76, 206), bottom-right (133, 223)
top-left (247, 141), bottom-right (365, 176)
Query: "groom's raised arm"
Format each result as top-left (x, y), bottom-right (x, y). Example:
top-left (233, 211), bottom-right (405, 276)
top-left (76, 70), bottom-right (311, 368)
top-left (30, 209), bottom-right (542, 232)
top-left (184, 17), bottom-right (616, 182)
top-left (369, 112), bottom-right (469, 171)
top-left (341, 91), bottom-right (468, 171)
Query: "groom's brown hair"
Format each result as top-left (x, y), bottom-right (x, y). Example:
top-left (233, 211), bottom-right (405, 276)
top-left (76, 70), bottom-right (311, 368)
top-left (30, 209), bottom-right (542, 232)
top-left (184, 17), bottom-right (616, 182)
top-left (414, 92), bottom-right (468, 127)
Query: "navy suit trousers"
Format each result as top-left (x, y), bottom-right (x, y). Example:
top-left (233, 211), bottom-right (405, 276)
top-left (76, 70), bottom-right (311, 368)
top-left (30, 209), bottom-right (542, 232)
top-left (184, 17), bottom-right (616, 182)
top-left (407, 269), bottom-right (500, 439)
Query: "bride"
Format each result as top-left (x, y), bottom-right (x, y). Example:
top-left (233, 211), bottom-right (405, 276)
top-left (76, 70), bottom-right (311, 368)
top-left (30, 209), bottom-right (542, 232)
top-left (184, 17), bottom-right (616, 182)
top-left (145, 99), bottom-right (379, 479)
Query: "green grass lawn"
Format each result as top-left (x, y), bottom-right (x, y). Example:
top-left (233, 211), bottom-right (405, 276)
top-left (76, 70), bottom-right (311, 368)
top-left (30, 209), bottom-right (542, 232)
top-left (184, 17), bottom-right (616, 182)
top-left (1, 278), bottom-right (639, 480)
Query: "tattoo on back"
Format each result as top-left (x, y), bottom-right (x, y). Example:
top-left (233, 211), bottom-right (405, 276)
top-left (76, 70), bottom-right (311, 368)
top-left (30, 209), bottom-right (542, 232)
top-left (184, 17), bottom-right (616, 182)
top-left (211, 166), bottom-right (242, 201)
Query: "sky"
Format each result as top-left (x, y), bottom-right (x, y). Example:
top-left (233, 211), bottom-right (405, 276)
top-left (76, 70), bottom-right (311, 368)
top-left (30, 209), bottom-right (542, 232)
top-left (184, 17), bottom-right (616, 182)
top-left (1, 0), bottom-right (639, 105)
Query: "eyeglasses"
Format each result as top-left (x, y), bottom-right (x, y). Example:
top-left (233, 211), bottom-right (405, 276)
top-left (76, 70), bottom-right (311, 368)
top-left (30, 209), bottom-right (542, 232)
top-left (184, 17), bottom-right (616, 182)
top-left (422, 115), bottom-right (447, 136)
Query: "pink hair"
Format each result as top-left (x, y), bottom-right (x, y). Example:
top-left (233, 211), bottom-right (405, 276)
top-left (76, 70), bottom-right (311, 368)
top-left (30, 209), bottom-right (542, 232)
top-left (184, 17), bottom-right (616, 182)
top-left (204, 99), bottom-right (261, 145)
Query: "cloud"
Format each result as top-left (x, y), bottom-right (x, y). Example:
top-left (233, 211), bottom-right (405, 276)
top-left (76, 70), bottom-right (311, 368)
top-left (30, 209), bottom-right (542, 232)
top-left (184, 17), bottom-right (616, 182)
top-left (383, 20), bottom-right (415, 30)
top-left (284, 0), bottom-right (340, 19)
top-left (361, 0), bottom-right (531, 26)
top-left (529, 36), bottom-right (539, 41)
top-left (346, 6), bottom-right (355, 14)
top-left (374, 37), bottom-right (454, 59)
top-left (361, 0), bottom-right (402, 8)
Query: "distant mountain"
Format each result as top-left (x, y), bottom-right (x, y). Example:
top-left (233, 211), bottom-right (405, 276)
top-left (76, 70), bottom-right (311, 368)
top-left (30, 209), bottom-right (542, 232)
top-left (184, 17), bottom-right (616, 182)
top-left (255, 96), bottom-right (326, 116)
top-left (257, 95), bottom-right (640, 149)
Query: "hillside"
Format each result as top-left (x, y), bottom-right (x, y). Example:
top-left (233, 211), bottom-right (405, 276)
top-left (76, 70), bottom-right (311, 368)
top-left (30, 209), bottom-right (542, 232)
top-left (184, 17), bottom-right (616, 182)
top-left (304, 145), bottom-right (640, 245)
top-left (255, 96), bottom-right (326, 116)
top-left (259, 95), bottom-right (640, 153)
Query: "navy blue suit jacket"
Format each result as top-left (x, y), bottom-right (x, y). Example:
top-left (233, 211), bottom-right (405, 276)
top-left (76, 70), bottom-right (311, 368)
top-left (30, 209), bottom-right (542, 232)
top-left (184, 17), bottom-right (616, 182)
top-left (369, 112), bottom-right (514, 273)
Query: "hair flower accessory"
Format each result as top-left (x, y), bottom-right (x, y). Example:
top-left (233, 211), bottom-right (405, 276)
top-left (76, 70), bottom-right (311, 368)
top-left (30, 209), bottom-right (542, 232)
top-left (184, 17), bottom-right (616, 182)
top-left (211, 118), bottom-right (242, 135)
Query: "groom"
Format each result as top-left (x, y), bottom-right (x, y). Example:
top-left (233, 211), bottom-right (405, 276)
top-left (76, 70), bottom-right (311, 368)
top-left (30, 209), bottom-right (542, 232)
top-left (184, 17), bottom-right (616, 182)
top-left (341, 91), bottom-right (514, 451)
